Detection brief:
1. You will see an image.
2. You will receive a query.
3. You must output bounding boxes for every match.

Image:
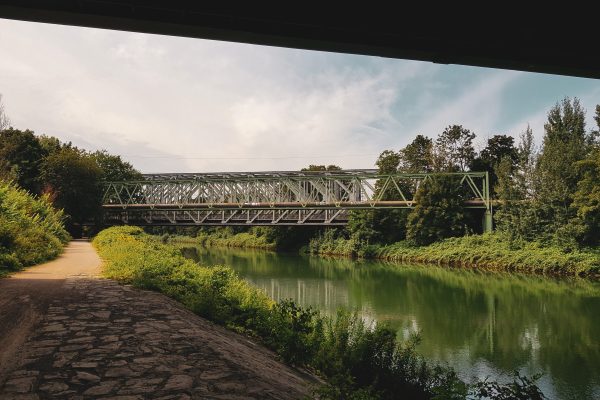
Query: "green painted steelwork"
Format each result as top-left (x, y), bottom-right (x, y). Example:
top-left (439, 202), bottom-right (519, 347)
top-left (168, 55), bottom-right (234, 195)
top-left (102, 170), bottom-right (492, 226)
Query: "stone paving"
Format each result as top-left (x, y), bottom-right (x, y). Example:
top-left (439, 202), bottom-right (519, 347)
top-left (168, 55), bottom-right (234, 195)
top-left (0, 277), bottom-right (314, 399)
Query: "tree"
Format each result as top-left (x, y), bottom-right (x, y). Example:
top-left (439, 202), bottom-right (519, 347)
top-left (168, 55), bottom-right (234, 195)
top-left (0, 94), bottom-right (10, 131)
top-left (571, 147), bottom-right (600, 246)
top-left (301, 164), bottom-right (342, 172)
top-left (399, 135), bottom-right (434, 172)
top-left (41, 147), bottom-right (103, 233)
top-left (91, 150), bottom-right (143, 181)
top-left (515, 125), bottom-right (537, 199)
top-left (434, 125), bottom-right (476, 171)
top-left (0, 128), bottom-right (46, 194)
top-left (406, 176), bottom-right (468, 245)
top-left (536, 97), bottom-right (589, 233)
top-left (470, 135), bottom-right (518, 192)
top-left (591, 105), bottom-right (600, 145)
top-left (38, 135), bottom-right (64, 155)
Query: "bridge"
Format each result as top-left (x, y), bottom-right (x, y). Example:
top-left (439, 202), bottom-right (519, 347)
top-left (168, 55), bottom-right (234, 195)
top-left (102, 170), bottom-right (493, 231)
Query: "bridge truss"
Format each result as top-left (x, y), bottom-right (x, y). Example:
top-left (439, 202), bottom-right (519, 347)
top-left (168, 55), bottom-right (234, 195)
top-left (102, 170), bottom-right (492, 230)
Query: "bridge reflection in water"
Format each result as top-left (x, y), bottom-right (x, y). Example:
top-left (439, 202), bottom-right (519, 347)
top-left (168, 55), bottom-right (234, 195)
top-left (102, 170), bottom-right (492, 230)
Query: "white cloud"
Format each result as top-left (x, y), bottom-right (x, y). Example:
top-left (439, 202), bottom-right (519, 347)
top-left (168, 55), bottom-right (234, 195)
top-left (407, 70), bottom-right (523, 144)
top-left (1, 18), bottom-right (598, 174)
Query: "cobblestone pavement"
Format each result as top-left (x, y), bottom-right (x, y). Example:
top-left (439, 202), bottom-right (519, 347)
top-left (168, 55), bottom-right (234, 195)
top-left (0, 244), bottom-right (315, 399)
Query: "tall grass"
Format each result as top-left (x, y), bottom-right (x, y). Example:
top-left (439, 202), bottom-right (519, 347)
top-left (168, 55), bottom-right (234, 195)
top-left (0, 180), bottom-right (70, 276)
top-left (193, 227), bottom-right (277, 250)
top-left (308, 232), bottom-right (600, 278)
top-left (93, 227), bottom-right (545, 399)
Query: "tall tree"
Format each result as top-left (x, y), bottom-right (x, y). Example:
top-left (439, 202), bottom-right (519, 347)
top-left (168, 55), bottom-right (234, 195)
top-left (91, 150), bottom-right (143, 181)
top-left (301, 165), bottom-right (342, 172)
top-left (591, 105), bottom-right (600, 145)
top-left (434, 125), bottom-right (476, 171)
top-left (41, 147), bottom-right (103, 233)
top-left (399, 135), bottom-right (434, 172)
top-left (536, 97), bottom-right (588, 232)
top-left (406, 176), bottom-right (468, 245)
top-left (0, 94), bottom-right (10, 131)
top-left (516, 125), bottom-right (537, 199)
top-left (0, 129), bottom-right (46, 194)
top-left (470, 134), bottom-right (518, 192)
top-left (571, 148), bottom-right (600, 246)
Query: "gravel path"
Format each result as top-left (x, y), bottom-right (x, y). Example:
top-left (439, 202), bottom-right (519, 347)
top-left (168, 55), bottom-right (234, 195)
top-left (0, 241), bottom-right (316, 399)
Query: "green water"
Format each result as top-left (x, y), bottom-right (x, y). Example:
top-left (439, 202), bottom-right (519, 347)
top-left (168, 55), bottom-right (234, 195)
top-left (183, 246), bottom-right (600, 400)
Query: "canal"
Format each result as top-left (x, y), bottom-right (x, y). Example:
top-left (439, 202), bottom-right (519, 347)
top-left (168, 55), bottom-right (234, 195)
top-left (183, 246), bottom-right (600, 400)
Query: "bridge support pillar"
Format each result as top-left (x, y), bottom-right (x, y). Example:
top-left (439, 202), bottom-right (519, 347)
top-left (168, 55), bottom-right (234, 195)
top-left (482, 210), bottom-right (493, 233)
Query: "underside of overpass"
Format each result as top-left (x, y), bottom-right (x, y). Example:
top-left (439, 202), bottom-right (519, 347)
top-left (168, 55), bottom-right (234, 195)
top-left (0, 2), bottom-right (597, 79)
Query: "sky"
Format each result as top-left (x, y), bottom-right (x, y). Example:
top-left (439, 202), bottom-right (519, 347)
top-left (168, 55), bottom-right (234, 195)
top-left (1, 18), bottom-right (599, 173)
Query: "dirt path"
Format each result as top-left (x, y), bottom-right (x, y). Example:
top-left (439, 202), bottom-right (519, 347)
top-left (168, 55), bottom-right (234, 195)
top-left (0, 241), bottom-right (316, 399)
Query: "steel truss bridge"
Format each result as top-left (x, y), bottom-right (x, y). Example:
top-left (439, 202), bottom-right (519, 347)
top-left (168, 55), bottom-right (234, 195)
top-left (102, 170), bottom-right (492, 231)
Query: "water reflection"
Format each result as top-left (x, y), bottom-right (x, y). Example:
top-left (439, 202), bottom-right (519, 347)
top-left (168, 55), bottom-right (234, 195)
top-left (182, 246), bottom-right (600, 400)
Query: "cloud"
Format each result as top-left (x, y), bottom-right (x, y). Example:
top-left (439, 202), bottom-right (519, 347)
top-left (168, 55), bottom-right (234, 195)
top-left (406, 70), bottom-right (523, 144)
top-left (1, 18), bottom-right (599, 174)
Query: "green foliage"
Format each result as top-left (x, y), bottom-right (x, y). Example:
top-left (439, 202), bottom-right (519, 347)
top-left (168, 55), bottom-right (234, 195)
top-left (41, 146), bottom-right (103, 228)
top-left (0, 124), bottom-right (142, 236)
top-left (0, 128), bottom-right (47, 193)
top-left (470, 135), bottom-right (518, 192)
top-left (434, 125), bottom-right (476, 172)
top-left (301, 164), bottom-right (342, 172)
top-left (307, 229), bottom-right (599, 277)
top-left (0, 93), bottom-right (10, 131)
top-left (376, 233), bottom-right (599, 277)
top-left (406, 176), bottom-right (468, 246)
top-left (535, 97), bottom-right (589, 233)
top-left (571, 147), bottom-right (600, 245)
top-left (400, 135), bottom-right (434, 172)
top-left (0, 180), bottom-right (69, 275)
top-left (90, 150), bottom-right (143, 181)
top-left (194, 227), bottom-right (277, 250)
top-left (471, 372), bottom-right (546, 400)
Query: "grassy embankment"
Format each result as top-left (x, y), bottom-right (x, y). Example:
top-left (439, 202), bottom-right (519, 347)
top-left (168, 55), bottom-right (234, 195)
top-left (308, 233), bottom-right (600, 278)
top-left (0, 180), bottom-right (70, 277)
top-left (195, 228), bottom-right (276, 250)
top-left (171, 228), bottom-right (600, 278)
top-left (94, 226), bottom-right (544, 400)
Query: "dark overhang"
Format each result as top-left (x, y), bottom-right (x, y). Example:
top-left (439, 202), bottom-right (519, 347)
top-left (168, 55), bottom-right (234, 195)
top-left (0, 2), bottom-right (597, 79)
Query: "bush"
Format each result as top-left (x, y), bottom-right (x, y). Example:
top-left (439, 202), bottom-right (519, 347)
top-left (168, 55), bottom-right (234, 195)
top-left (0, 180), bottom-right (69, 276)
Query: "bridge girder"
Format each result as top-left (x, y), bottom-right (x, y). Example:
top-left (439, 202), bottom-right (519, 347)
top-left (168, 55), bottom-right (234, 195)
top-left (102, 170), bottom-right (491, 229)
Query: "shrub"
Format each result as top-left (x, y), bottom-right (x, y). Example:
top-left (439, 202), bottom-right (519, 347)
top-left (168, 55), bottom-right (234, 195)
top-left (0, 180), bottom-right (69, 275)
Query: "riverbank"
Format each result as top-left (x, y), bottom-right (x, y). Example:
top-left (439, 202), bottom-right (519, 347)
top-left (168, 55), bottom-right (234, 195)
top-left (309, 233), bottom-right (600, 278)
top-left (0, 241), bottom-right (315, 399)
top-left (95, 226), bottom-right (544, 399)
top-left (170, 228), bottom-right (600, 278)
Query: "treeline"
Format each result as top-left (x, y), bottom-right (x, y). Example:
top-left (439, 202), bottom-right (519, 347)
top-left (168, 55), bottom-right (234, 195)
top-left (168, 98), bottom-right (600, 275)
top-left (339, 97), bottom-right (600, 250)
top-left (162, 98), bottom-right (600, 253)
top-left (0, 127), bottom-right (141, 236)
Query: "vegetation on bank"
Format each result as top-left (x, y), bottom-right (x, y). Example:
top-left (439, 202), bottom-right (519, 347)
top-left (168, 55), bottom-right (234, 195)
top-left (308, 231), bottom-right (600, 277)
top-left (93, 226), bottom-right (545, 400)
top-left (0, 180), bottom-right (70, 277)
top-left (153, 98), bottom-right (600, 277)
top-left (194, 227), bottom-right (277, 250)
top-left (0, 102), bottom-right (142, 236)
